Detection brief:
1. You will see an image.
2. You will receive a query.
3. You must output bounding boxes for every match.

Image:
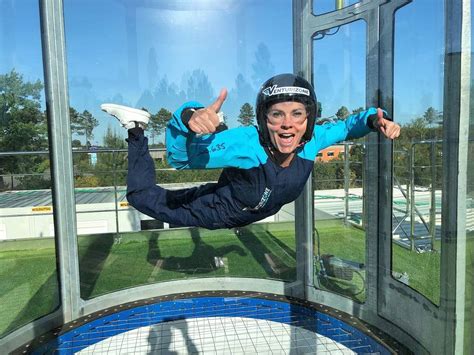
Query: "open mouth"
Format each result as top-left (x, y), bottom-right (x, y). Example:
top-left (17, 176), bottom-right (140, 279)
top-left (278, 133), bottom-right (295, 146)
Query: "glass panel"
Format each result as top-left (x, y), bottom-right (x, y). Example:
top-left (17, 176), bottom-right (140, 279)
top-left (313, 0), bottom-right (361, 16)
top-left (464, 2), bottom-right (474, 350)
top-left (312, 21), bottom-right (367, 302)
top-left (0, 1), bottom-right (60, 337)
top-left (63, 0), bottom-right (296, 299)
top-left (392, 1), bottom-right (444, 305)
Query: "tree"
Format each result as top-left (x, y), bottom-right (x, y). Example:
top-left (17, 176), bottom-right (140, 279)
top-left (237, 103), bottom-right (255, 126)
top-left (251, 43), bottom-right (275, 87)
top-left (0, 70), bottom-right (47, 175)
top-left (70, 108), bottom-right (99, 146)
top-left (149, 108), bottom-right (171, 145)
top-left (103, 126), bottom-right (126, 149)
top-left (89, 126), bottom-right (127, 187)
top-left (423, 107), bottom-right (440, 126)
top-left (186, 69), bottom-right (214, 104)
top-left (352, 107), bottom-right (364, 114)
top-left (335, 106), bottom-right (350, 120)
top-left (147, 47), bottom-right (159, 89)
top-left (317, 101), bottom-right (323, 118)
top-left (394, 116), bottom-right (443, 189)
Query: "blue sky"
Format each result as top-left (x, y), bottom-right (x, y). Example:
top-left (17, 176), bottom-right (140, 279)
top-left (1, 0), bottom-right (445, 145)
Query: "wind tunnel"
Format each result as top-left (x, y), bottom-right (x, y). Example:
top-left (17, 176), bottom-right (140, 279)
top-left (0, 0), bottom-right (472, 354)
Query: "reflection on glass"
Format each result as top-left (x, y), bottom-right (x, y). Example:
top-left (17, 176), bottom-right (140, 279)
top-left (0, 1), bottom-right (59, 337)
top-left (63, 0), bottom-right (296, 297)
top-left (392, 1), bottom-right (444, 305)
top-left (313, 0), bottom-right (361, 15)
top-left (313, 21), bottom-right (367, 302)
top-left (464, 9), bottom-right (474, 351)
top-left (79, 223), bottom-right (296, 299)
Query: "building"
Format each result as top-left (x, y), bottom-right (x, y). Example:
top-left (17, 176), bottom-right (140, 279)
top-left (316, 145), bottom-right (346, 162)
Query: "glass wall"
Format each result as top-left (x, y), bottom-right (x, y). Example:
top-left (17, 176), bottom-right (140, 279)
top-left (465, 1), bottom-right (474, 350)
top-left (392, 0), bottom-right (444, 305)
top-left (0, 0), bottom-right (60, 338)
top-left (312, 20), bottom-right (367, 302)
top-left (63, 0), bottom-right (297, 299)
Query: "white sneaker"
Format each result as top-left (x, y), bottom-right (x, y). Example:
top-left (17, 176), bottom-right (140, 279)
top-left (100, 103), bottom-right (151, 129)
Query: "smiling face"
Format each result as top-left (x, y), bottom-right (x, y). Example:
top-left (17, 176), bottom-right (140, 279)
top-left (265, 101), bottom-right (308, 155)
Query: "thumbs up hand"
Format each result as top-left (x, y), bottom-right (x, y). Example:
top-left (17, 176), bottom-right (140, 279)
top-left (188, 88), bottom-right (227, 135)
top-left (373, 108), bottom-right (401, 140)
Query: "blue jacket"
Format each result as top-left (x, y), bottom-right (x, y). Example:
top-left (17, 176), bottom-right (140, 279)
top-left (164, 102), bottom-right (377, 228)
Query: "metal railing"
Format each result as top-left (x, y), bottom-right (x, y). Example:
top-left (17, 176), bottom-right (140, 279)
top-left (393, 139), bottom-right (443, 251)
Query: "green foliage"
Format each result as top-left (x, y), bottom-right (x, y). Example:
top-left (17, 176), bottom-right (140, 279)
top-left (395, 109), bottom-right (443, 188)
top-left (313, 157), bottom-right (345, 189)
top-left (349, 144), bottom-right (364, 187)
top-left (237, 103), bottom-right (255, 126)
top-left (17, 174), bottom-right (51, 190)
top-left (70, 108), bottom-right (99, 146)
top-left (103, 126), bottom-right (126, 149)
top-left (0, 70), bottom-right (48, 174)
top-left (335, 106), bottom-right (350, 120)
top-left (149, 107), bottom-right (171, 144)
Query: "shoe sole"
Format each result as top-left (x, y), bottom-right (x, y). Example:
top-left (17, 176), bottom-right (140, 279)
top-left (101, 103), bottom-right (151, 117)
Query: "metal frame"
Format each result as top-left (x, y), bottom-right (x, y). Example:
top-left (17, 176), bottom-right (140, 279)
top-left (1, 0), bottom-right (471, 353)
top-left (440, 0), bottom-right (471, 353)
top-left (39, 0), bottom-right (82, 324)
top-left (294, 0), bottom-right (433, 353)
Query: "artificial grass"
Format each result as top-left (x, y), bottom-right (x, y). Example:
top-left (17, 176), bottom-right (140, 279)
top-left (314, 219), bottom-right (367, 302)
top-left (0, 220), bottom-right (446, 338)
top-left (0, 223), bottom-right (297, 336)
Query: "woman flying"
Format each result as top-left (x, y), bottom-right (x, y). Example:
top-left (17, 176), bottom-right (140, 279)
top-left (101, 74), bottom-right (400, 230)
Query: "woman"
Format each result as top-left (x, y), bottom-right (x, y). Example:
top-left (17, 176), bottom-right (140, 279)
top-left (101, 74), bottom-right (400, 229)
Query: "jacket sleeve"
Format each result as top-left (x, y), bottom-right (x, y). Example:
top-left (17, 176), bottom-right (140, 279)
top-left (165, 102), bottom-right (267, 170)
top-left (299, 107), bottom-right (378, 161)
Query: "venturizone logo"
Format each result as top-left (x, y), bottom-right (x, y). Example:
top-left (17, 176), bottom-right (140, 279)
top-left (262, 85), bottom-right (310, 97)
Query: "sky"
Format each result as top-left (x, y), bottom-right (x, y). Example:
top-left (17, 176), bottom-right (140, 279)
top-left (0, 0), bottom-right (446, 146)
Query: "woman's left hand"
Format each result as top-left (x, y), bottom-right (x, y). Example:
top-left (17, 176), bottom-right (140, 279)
top-left (375, 108), bottom-right (401, 140)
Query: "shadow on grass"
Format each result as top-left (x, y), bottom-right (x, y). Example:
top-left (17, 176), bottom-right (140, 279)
top-left (79, 234), bottom-right (115, 299)
top-left (3, 271), bottom-right (59, 337)
top-left (4, 233), bottom-right (115, 336)
top-left (147, 228), bottom-right (246, 274)
top-left (235, 226), bottom-right (296, 281)
top-left (316, 271), bottom-right (366, 302)
top-left (264, 230), bottom-right (296, 259)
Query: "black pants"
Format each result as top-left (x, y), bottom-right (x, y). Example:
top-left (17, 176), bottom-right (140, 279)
top-left (126, 131), bottom-right (227, 229)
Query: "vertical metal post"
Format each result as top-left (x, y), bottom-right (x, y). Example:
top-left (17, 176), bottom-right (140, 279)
top-left (293, 0), bottom-right (315, 297)
top-left (344, 142), bottom-right (350, 224)
top-left (440, 0), bottom-right (471, 352)
top-left (409, 142), bottom-right (415, 251)
top-left (430, 141), bottom-right (437, 250)
top-left (39, 0), bottom-right (81, 321)
top-left (112, 150), bottom-right (120, 239)
top-left (364, 4), bottom-right (380, 311)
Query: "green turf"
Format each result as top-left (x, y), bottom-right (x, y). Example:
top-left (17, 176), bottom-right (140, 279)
top-left (0, 223), bottom-right (297, 336)
top-left (314, 219), bottom-right (367, 302)
top-left (0, 220), bottom-right (446, 338)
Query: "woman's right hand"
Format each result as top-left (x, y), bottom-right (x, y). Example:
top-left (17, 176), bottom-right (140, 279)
top-left (188, 88), bottom-right (227, 135)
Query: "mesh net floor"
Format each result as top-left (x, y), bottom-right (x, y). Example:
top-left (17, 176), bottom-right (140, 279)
top-left (77, 316), bottom-right (355, 354)
top-left (29, 295), bottom-right (392, 354)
